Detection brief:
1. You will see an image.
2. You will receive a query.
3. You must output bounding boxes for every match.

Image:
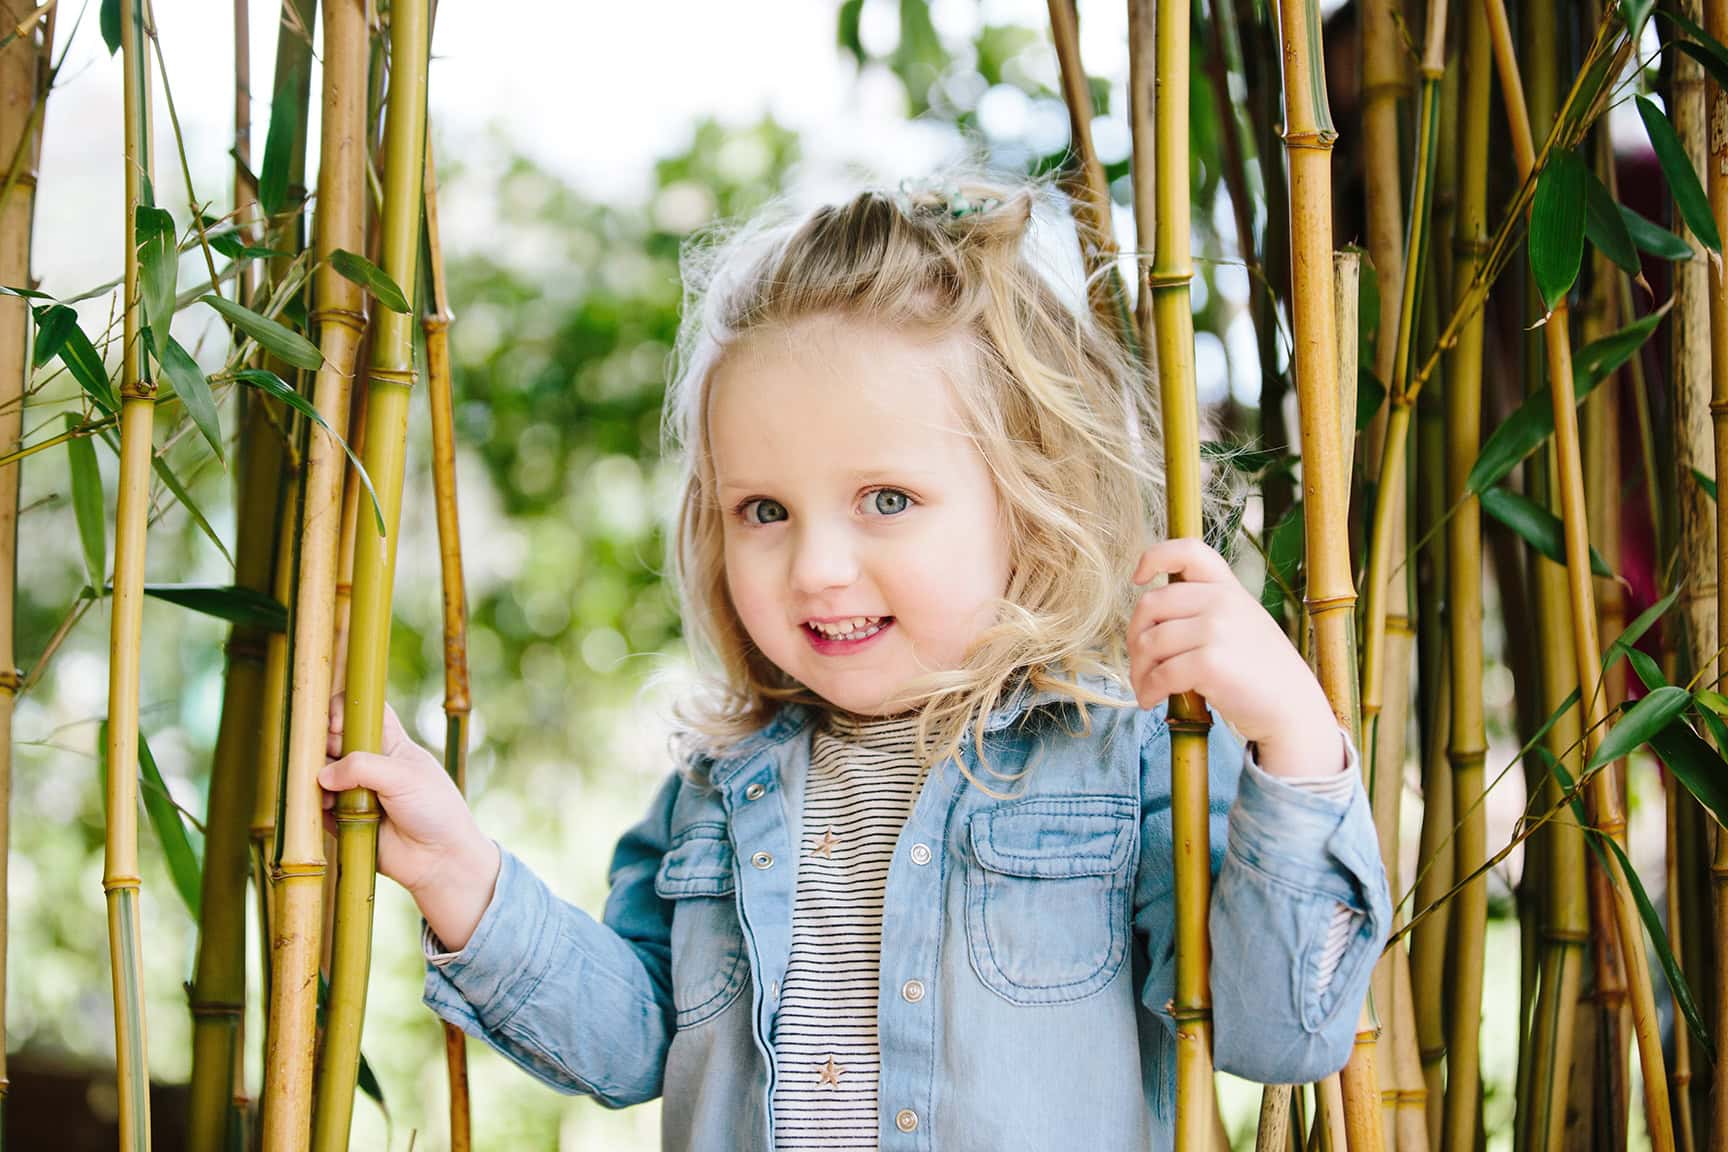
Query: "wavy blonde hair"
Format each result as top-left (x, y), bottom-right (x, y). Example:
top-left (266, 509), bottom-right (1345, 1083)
top-left (661, 168), bottom-right (1208, 789)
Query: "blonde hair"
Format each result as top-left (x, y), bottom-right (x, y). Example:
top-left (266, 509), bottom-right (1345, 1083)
top-left (660, 168), bottom-right (1206, 790)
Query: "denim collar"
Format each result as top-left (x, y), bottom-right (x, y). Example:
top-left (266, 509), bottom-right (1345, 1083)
top-left (699, 670), bottom-right (1126, 787)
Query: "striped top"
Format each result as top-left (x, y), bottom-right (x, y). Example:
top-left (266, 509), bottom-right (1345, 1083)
top-left (768, 714), bottom-right (1359, 1150)
top-left (771, 709), bottom-right (927, 1150)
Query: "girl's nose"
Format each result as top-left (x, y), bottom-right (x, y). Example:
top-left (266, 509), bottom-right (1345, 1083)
top-left (789, 522), bottom-right (859, 594)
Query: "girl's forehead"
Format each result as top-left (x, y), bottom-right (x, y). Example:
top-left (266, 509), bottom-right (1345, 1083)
top-left (706, 318), bottom-right (984, 484)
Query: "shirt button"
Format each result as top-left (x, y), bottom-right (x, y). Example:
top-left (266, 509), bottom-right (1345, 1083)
top-left (745, 782), bottom-right (766, 801)
top-left (751, 851), bottom-right (774, 870)
top-left (910, 843), bottom-right (932, 865)
top-left (895, 1109), bottom-right (919, 1133)
top-left (901, 979), bottom-right (925, 1003)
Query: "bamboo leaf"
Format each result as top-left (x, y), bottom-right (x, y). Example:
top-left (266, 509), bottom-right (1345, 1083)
top-left (100, 0), bottom-right (120, 54)
top-left (135, 206), bottom-right (178, 351)
top-left (1635, 95), bottom-right (1720, 252)
top-left (1647, 716), bottom-right (1728, 828)
top-left (66, 415), bottom-right (105, 587)
top-left (137, 734), bottom-right (203, 921)
top-left (31, 303), bottom-right (120, 414)
top-left (331, 249), bottom-right (411, 314)
top-left (1694, 694), bottom-right (1728, 755)
top-left (1583, 164), bottom-right (1640, 275)
top-left (1620, 0), bottom-right (1655, 32)
top-left (1603, 583), bottom-right (1681, 670)
top-left (141, 584), bottom-right (287, 632)
top-left (31, 303), bottom-right (78, 369)
top-left (1677, 41), bottom-right (1728, 102)
top-left (1530, 149), bottom-right (1587, 311)
top-left (1619, 206), bottom-right (1694, 261)
top-left (231, 368), bottom-right (386, 537)
top-left (1479, 486), bottom-right (1615, 579)
top-left (1626, 647), bottom-right (1666, 694)
top-left (1357, 368), bottom-right (1385, 432)
top-left (1695, 467), bottom-right (1717, 501)
top-left (1466, 308), bottom-right (1666, 495)
top-left (1697, 689), bottom-right (1728, 719)
top-left (158, 336), bottom-right (224, 463)
top-left (1586, 685), bottom-right (1691, 771)
top-left (201, 295), bottom-right (323, 370)
top-left (1596, 834), bottom-right (1714, 1063)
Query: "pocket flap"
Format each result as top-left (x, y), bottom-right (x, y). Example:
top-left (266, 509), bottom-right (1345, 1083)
top-left (970, 796), bottom-right (1136, 878)
top-left (654, 826), bottom-right (737, 898)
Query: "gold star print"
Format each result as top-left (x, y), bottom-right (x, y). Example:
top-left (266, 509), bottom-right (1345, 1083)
top-left (811, 828), bottom-right (840, 859)
top-left (818, 1056), bottom-right (845, 1087)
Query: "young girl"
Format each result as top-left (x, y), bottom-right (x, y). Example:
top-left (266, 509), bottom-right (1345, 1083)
top-left (320, 173), bottom-right (1391, 1152)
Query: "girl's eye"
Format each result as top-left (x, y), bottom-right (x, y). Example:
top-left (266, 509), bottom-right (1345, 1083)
top-left (867, 488), bottom-right (911, 516)
top-left (740, 498), bottom-right (788, 525)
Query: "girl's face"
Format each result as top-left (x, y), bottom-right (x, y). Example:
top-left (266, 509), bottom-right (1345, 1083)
top-left (707, 315), bottom-right (1013, 716)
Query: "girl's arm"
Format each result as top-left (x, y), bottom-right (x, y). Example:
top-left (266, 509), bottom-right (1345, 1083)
top-left (419, 771), bottom-right (682, 1107)
top-left (1132, 706), bottom-right (1391, 1085)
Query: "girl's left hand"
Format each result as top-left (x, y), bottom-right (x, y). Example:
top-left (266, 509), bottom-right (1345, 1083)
top-left (1129, 537), bottom-right (1344, 775)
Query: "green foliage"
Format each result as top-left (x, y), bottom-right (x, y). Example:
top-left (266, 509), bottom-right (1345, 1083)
top-left (1529, 149), bottom-right (1585, 312)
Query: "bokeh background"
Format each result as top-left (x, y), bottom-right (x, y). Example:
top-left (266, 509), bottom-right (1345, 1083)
top-left (10, 1), bottom-right (1625, 1148)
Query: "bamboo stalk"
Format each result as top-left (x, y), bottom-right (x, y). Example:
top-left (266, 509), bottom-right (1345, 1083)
top-left (185, 390), bottom-right (285, 1152)
top-left (1482, 7), bottom-right (1677, 1152)
top-left (1046, 0), bottom-right (1133, 349)
top-left (312, 0), bottom-right (428, 1145)
top-left (0, 3), bottom-right (49, 1143)
top-left (421, 137), bottom-right (473, 1152)
top-left (1707, 0), bottom-right (1728, 1144)
top-left (1132, 0), bottom-right (1217, 1138)
top-left (258, 6), bottom-right (366, 1152)
top-left (106, 2), bottom-right (156, 1148)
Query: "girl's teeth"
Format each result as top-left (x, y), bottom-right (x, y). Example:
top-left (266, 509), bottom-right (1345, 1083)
top-left (810, 616), bottom-right (885, 641)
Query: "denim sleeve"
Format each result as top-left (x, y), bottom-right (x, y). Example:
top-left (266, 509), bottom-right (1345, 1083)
top-left (1134, 707), bottom-right (1391, 1085)
top-left (420, 771), bottom-right (682, 1107)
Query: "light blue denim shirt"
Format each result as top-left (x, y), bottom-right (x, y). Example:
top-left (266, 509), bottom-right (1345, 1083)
top-left (422, 678), bottom-right (1391, 1151)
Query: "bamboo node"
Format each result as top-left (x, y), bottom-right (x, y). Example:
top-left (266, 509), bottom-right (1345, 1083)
top-left (102, 874), bottom-right (143, 892)
top-left (1541, 927), bottom-right (1590, 944)
top-left (1145, 270), bottom-right (1194, 289)
top-left (189, 999), bottom-right (245, 1018)
top-left (369, 366), bottom-right (416, 388)
top-left (1710, 400), bottom-right (1728, 418)
top-left (1169, 1005), bottom-right (1214, 1024)
top-left (1418, 1045), bottom-right (1446, 1063)
top-left (311, 305), bottom-right (369, 335)
top-left (1281, 128), bottom-right (1338, 151)
top-left (0, 667), bottom-right (20, 695)
top-left (273, 862), bottom-right (328, 881)
top-left (224, 634), bottom-right (269, 664)
top-left (1165, 717), bottom-right (1213, 736)
top-left (1304, 592), bottom-right (1358, 617)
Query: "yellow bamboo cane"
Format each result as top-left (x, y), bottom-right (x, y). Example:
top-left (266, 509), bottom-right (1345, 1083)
top-left (1706, 3), bottom-right (1728, 1149)
top-left (1272, 4), bottom-right (1383, 1148)
top-left (312, 1), bottom-right (428, 1146)
top-left (257, 6), bottom-right (367, 1148)
top-left (422, 138), bottom-right (474, 1152)
top-left (1125, 0), bottom-right (1218, 1141)
top-left (1482, 6), bottom-right (1677, 1152)
top-left (106, 2), bottom-right (156, 1148)
top-left (0, 3), bottom-right (49, 1143)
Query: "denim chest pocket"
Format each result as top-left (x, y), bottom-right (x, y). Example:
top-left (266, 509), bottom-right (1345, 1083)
top-left (653, 824), bottom-right (750, 1029)
top-left (963, 795), bottom-right (1137, 1005)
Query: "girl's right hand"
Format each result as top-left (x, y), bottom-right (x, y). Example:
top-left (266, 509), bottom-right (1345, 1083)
top-left (322, 697), bottom-right (501, 949)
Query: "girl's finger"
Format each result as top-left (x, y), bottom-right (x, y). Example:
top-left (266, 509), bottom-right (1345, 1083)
top-left (1136, 648), bottom-right (1212, 707)
top-left (320, 750), bottom-right (408, 798)
top-left (1128, 581), bottom-right (1214, 639)
top-left (1133, 537), bottom-right (1233, 586)
top-left (1132, 616), bottom-right (1212, 671)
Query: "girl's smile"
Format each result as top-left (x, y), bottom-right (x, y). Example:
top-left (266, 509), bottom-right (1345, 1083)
top-left (706, 314), bottom-right (1012, 716)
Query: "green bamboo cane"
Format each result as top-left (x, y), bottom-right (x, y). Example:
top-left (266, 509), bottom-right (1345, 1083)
top-left (421, 137), bottom-right (474, 1152)
top-left (312, 1), bottom-right (428, 1146)
top-left (185, 396), bottom-right (284, 1152)
top-left (1482, 7), bottom-right (1677, 1151)
top-left (1706, 1), bottom-right (1728, 1147)
top-left (106, 2), bottom-right (156, 1148)
top-left (0, 3), bottom-right (49, 1144)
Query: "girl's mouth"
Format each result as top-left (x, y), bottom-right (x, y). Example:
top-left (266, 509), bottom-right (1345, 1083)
top-left (804, 616), bottom-right (894, 652)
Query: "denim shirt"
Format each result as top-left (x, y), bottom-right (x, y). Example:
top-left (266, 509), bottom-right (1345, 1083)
top-left (422, 679), bottom-right (1391, 1151)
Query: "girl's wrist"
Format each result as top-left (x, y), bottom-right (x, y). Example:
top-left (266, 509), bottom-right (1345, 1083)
top-left (1251, 720), bottom-right (1347, 779)
top-left (415, 832), bottom-right (502, 953)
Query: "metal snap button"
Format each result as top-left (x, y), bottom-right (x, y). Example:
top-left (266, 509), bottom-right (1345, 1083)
top-left (751, 851), bottom-right (774, 870)
top-left (745, 782), bottom-right (766, 801)
top-left (910, 843), bottom-right (932, 865)
top-left (895, 1109), bottom-right (918, 1133)
top-left (901, 979), bottom-right (925, 1003)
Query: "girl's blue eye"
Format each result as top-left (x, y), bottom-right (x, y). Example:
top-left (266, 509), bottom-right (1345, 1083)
top-left (742, 498), bottom-right (787, 525)
top-left (868, 489), bottom-right (910, 516)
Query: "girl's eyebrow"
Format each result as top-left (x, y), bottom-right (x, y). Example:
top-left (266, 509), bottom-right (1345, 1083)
top-left (717, 467), bottom-right (941, 495)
